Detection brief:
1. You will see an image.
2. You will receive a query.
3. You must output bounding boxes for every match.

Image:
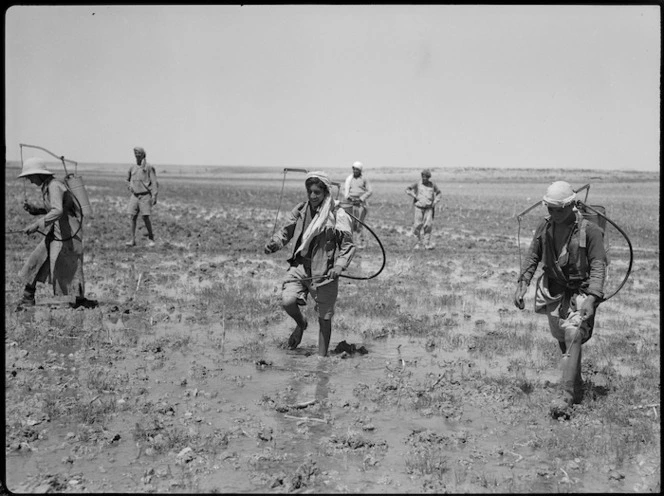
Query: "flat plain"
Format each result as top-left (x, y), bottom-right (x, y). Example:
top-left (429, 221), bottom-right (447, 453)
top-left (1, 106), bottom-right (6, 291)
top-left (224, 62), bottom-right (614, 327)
top-left (4, 164), bottom-right (660, 493)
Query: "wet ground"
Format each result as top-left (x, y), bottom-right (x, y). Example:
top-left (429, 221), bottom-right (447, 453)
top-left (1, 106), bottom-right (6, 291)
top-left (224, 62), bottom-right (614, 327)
top-left (4, 169), bottom-right (660, 493)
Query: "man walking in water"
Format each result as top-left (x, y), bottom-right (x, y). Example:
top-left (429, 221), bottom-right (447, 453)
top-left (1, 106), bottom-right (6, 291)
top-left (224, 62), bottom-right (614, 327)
top-left (514, 181), bottom-right (607, 419)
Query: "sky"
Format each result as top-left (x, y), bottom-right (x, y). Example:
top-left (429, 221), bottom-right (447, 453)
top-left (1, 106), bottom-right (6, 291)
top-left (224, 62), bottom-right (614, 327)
top-left (5, 5), bottom-right (661, 171)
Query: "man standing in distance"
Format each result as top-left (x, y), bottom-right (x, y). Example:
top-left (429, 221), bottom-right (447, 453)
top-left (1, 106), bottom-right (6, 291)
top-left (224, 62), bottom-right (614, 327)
top-left (126, 146), bottom-right (159, 247)
top-left (405, 169), bottom-right (441, 250)
top-left (342, 161), bottom-right (373, 248)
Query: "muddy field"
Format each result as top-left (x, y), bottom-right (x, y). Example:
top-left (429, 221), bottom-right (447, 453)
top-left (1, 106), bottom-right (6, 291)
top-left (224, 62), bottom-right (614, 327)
top-left (3, 165), bottom-right (660, 493)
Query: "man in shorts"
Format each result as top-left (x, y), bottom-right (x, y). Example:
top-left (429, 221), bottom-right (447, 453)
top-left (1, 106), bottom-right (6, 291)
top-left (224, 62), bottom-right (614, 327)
top-left (126, 146), bottom-right (159, 247)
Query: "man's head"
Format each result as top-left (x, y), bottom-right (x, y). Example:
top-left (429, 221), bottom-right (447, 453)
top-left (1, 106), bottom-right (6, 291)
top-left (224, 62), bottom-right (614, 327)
top-left (18, 157), bottom-right (54, 185)
top-left (134, 147), bottom-right (146, 165)
top-left (305, 171), bottom-right (331, 209)
top-left (543, 181), bottom-right (576, 224)
top-left (421, 169), bottom-right (432, 181)
top-left (352, 161), bottom-right (363, 177)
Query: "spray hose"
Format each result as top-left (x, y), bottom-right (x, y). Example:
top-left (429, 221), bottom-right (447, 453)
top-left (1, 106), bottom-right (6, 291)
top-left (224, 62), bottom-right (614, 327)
top-left (515, 185), bottom-right (633, 301)
top-left (269, 167), bottom-right (386, 285)
top-left (278, 205), bottom-right (387, 285)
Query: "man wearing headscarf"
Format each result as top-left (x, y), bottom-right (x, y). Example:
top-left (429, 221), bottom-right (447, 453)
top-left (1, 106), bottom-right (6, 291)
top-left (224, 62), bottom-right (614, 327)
top-left (15, 157), bottom-right (97, 310)
top-left (126, 146), bottom-right (159, 247)
top-left (342, 161), bottom-right (373, 248)
top-left (514, 181), bottom-right (607, 419)
top-left (405, 169), bottom-right (442, 249)
top-left (265, 171), bottom-right (356, 356)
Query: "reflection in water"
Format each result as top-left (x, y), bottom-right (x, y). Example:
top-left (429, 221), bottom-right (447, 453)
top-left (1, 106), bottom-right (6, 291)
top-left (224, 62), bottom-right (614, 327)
top-left (281, 356), bottom-right (331, 406)
top-left (315, 361), bottom-right (329, 402)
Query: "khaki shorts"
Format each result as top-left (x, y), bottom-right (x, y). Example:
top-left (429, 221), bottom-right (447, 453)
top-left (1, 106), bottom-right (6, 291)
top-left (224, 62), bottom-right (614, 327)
top-left (282, 264), bottom-right (338, 320)
top-left (536, 276), bottom-right (595, 344)
top-left (127, 194), bottom-right (152, 216)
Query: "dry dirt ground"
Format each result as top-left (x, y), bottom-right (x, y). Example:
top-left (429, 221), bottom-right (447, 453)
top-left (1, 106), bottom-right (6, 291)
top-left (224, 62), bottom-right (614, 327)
top-left (3, 165), bottom-right (660, 493)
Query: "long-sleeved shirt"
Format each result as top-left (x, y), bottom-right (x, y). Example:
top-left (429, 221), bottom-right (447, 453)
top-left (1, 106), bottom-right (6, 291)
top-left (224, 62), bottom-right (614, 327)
top-left (518, 214), bottom-right (607, 299)
top-left (31, 177), bottom-right (80, 235)
top-left (406, 180), bottom-right (441, 209)
top-left (269, 201), bottom-right (356, 281)
top-left (127, 161), bottom-right (158, 197)
top-left (19, 177), bottom-right (84, 295)
top-left (343, 175), bottom-right (373, 204)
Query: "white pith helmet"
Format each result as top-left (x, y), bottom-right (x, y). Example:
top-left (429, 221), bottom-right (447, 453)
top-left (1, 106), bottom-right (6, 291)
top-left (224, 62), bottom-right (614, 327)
top-left (352, 161), bottom-right (363, 171)
top-left (542, 181), bottom-right (576, 207)
top-left (18, 157), bottom-right (54, 178)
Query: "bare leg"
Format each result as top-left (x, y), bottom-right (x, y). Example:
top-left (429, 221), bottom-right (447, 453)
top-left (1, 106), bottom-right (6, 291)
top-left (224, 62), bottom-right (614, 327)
top-left (283, 301), bottom-right (308, 349)
top-left (143, 215), bottom-right (154, 240)
top-left (127, 215), bottom-right (138, 245)
top-left (562, 338), bottom-right (583, 402)
top-left (318, 318), bottom-right (332, 357)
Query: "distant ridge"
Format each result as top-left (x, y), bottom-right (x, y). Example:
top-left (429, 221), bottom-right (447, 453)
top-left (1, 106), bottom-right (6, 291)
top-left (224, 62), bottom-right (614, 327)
top-left (5, 160), bottom-right (658, 184)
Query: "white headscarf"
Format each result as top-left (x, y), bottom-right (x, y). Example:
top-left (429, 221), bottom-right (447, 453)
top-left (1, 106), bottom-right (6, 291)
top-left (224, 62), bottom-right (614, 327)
top-left (295, 171), bottom-right (348, 256)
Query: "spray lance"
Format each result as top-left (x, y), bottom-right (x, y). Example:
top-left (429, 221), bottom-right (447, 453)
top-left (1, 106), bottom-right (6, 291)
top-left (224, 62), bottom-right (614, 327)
top-left (269, 167), bottom-right (386, 285)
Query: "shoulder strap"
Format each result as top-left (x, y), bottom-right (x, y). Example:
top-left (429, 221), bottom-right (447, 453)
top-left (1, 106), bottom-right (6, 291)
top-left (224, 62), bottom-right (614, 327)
top-left (578, 216), bottom-right (589, 274)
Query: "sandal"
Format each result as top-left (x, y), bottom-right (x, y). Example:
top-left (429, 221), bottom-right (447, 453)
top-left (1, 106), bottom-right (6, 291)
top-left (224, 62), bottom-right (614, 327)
top-left (288, 319), bottom-right (308, 350)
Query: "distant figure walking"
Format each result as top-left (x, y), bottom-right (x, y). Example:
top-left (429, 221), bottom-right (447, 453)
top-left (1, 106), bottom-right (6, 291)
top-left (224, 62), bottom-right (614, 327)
top-left (16, 157), bottom-right (97, 310)
top-left (514, 181), bottom-right (607, 419)
top-left (126, 146), bottom-right (159, 247)
top-left (341, 161), bottom-right (373, 248)
top-left (405, 169), bottom-right (442, 250)
top-left (264, 171), bottom-right (356, 357)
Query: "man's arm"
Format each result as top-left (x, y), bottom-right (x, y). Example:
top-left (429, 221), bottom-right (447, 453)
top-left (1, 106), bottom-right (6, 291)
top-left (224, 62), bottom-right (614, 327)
top-left (26, 181), bottom-right (64, 233)
top-left (405, 183), bottom-right (417, 199)
top-left (332, 209), bottom-right (356, 273)
top-left (433, 183), bottom-right (442, 205)
top-left (360, 179), bottom-right (373, 202)
top-left (518, 220), bottom-right (546, 285)
top-left (126, 166), bottom-right (134, 193)
top-left (584, 223), bottom-right (607, 300)
top-left (148, 165), bottom-right (159, 198)
top-left (265, 202), bottom-right (303, 252)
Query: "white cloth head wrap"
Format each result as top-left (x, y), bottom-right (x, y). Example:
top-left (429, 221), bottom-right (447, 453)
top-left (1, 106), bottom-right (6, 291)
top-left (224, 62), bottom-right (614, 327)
top-left (295, 171), bottom-right (349, 256)
top-left (542, 181), bottom-right (576, 207)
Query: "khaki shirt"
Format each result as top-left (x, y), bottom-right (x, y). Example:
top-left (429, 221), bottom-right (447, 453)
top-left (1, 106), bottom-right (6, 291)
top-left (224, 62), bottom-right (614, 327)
top-left (127, 162), bottom-right (158, 197)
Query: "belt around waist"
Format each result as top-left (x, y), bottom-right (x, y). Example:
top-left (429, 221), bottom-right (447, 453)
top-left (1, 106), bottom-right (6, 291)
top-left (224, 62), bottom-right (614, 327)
top-left (133, 191), bottom-right (150, 197)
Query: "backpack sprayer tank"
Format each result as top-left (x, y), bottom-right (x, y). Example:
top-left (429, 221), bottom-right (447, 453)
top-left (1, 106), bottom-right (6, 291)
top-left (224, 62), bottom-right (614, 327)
top-left (65, 173), bottom-right (93, 218)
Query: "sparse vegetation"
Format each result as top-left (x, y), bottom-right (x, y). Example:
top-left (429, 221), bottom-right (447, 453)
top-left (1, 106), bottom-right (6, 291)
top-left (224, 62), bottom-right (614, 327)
top-left (4, 165), bottom-right (659, 493)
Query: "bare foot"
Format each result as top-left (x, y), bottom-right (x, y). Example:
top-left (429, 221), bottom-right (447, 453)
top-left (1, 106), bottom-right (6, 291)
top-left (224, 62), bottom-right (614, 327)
top-left (288, 319), bottom-right (308, 350)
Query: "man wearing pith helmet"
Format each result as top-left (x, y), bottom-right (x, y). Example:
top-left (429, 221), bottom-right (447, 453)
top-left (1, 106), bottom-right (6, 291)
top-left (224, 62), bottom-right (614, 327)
top-left (15, 157), bottom-right (97, 310)
top-left (514, 180), bottom-right (607, 419)
top-left (341, 161), bottom-right (373, 248)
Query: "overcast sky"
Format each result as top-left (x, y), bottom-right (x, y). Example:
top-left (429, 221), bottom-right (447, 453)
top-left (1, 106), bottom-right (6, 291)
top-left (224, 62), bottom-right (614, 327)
top-left (5, 5), bottom-right (660, 171)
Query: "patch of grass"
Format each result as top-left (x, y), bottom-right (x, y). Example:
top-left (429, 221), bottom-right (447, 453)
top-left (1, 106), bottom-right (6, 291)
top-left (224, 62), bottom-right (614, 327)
top-left (405, 447), bottom-right (449, 478)
top-left (74, 396), bottom-right (117, 425)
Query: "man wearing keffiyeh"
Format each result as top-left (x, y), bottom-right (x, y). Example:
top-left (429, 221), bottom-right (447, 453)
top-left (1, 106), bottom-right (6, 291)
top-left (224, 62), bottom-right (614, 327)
top-left (265, 171), bottom-right (356, 356)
